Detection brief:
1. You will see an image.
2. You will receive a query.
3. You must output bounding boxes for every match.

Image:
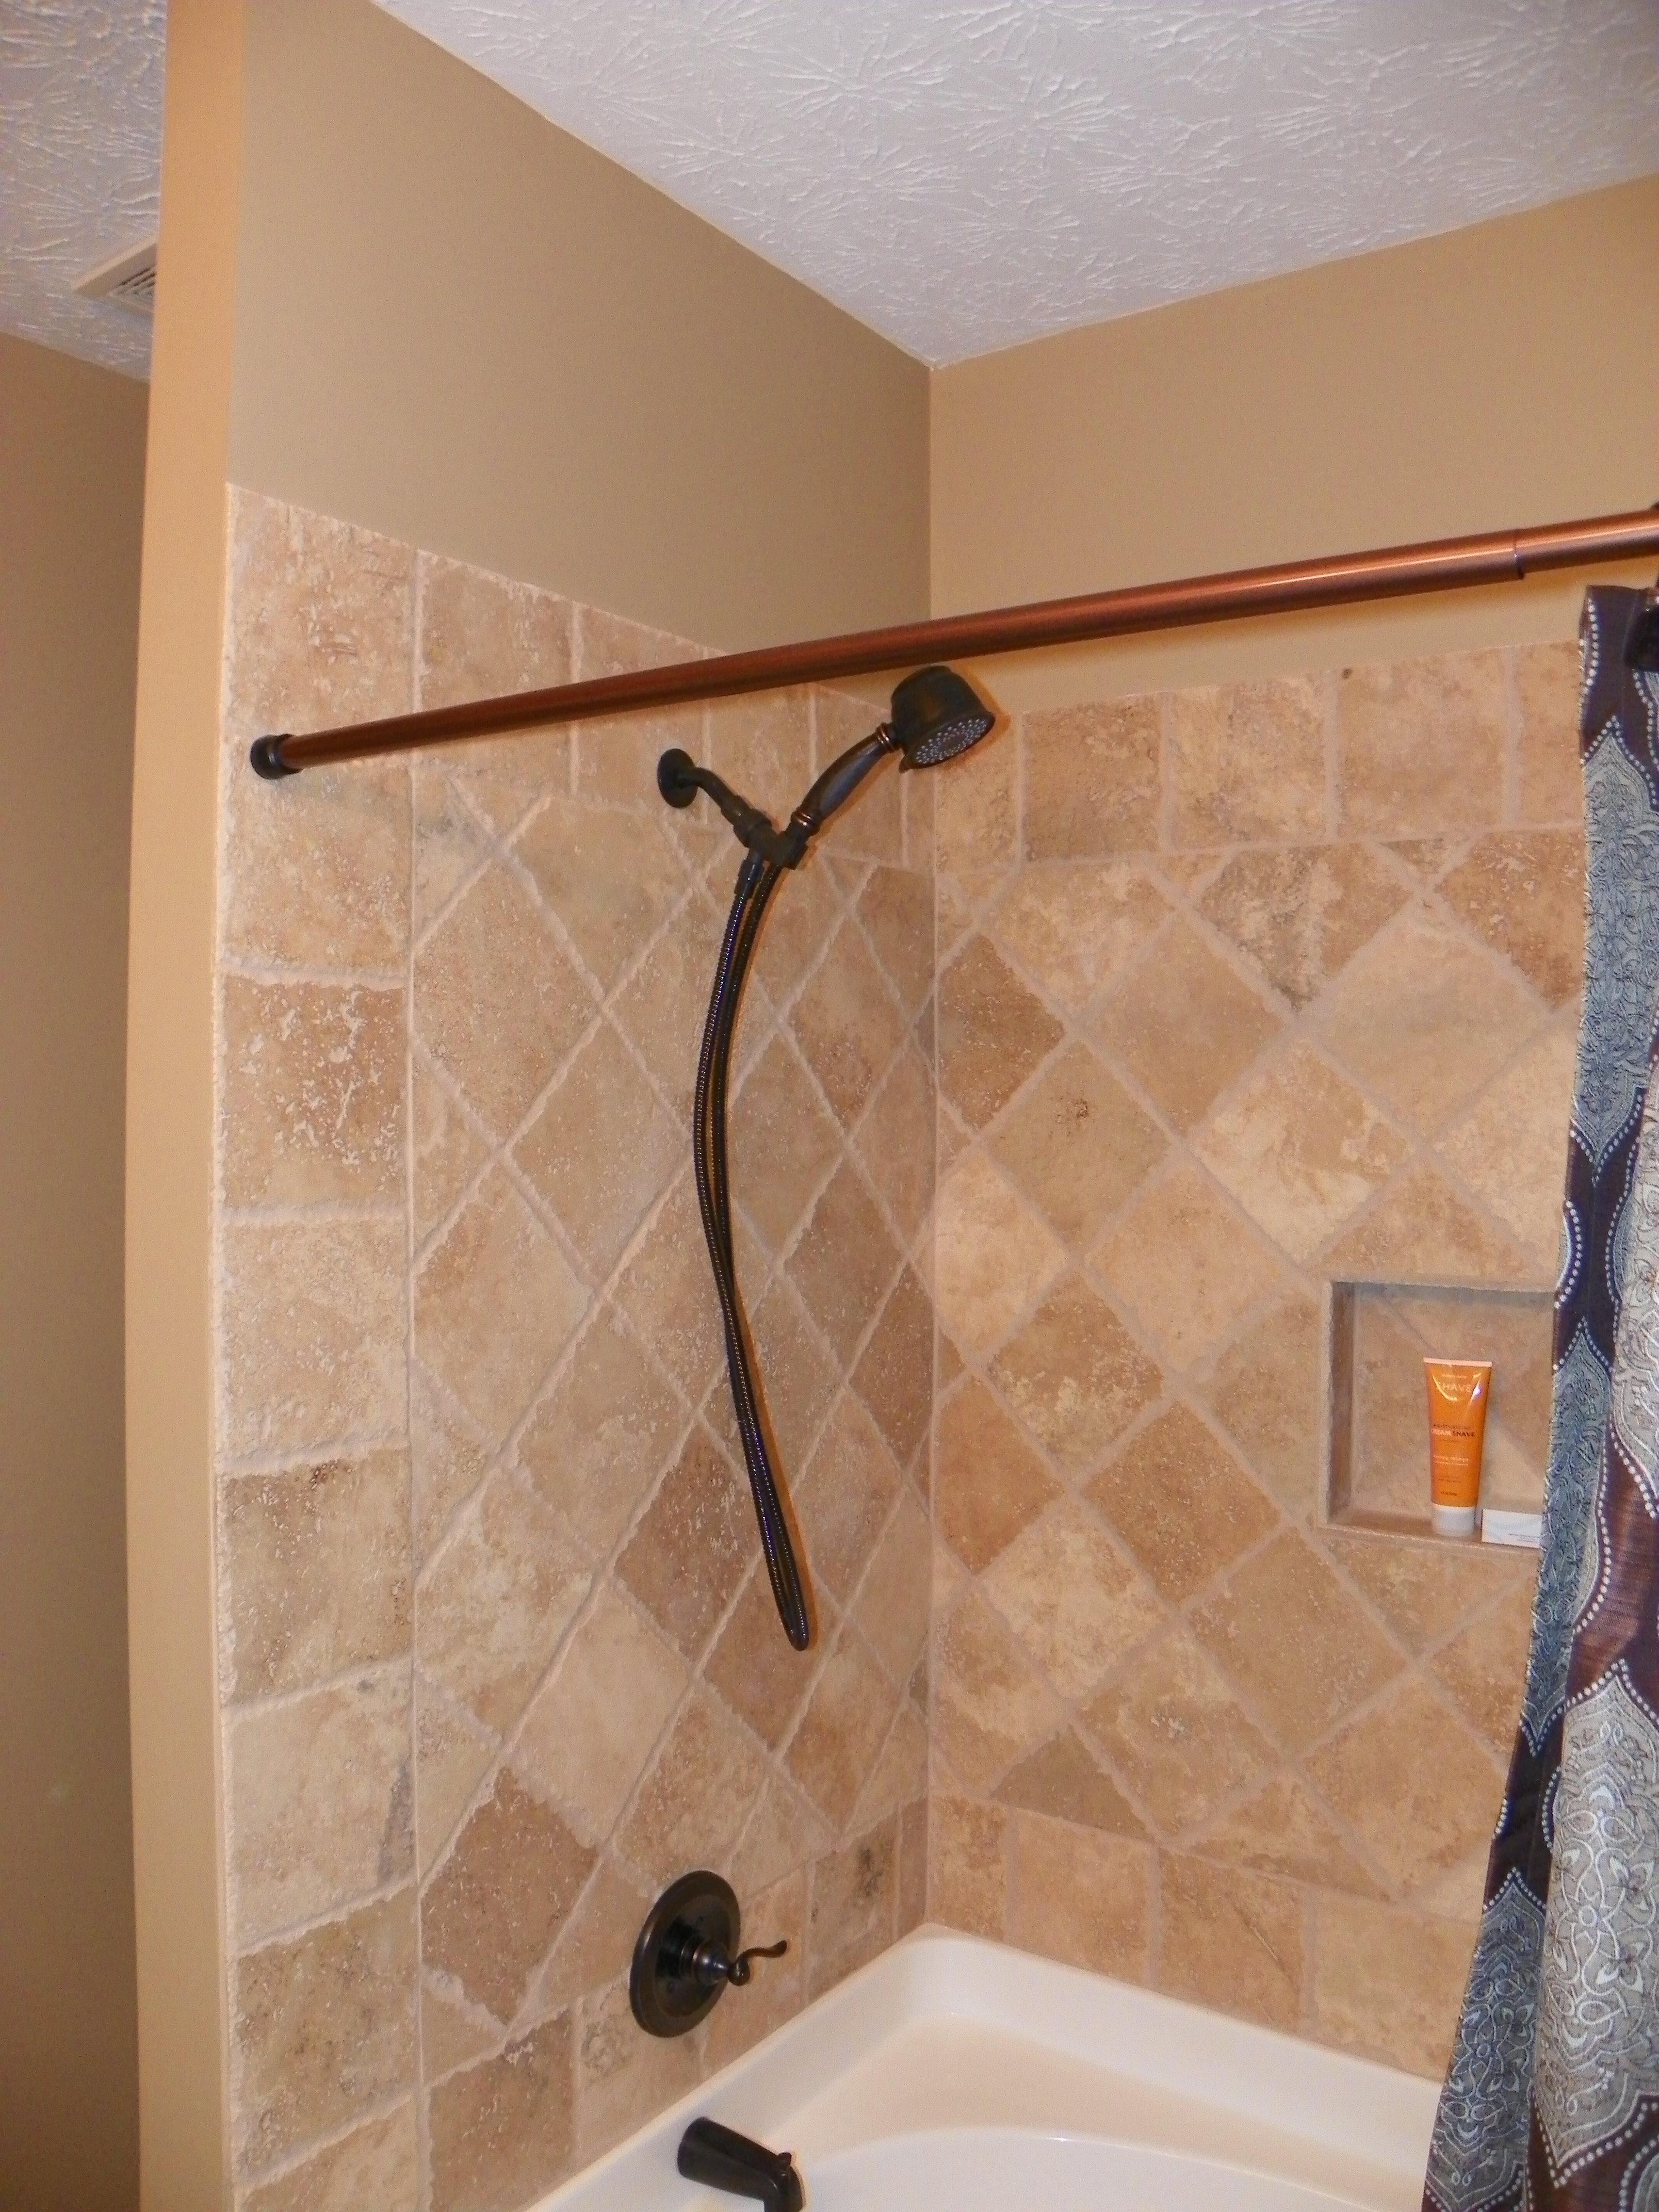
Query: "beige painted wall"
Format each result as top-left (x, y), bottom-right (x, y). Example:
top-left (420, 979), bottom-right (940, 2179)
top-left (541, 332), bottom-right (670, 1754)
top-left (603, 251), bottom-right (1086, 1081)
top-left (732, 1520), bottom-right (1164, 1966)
top-left (228, 0), bottom-right (930, 658)
top-left (125, 2), bottom-right (247, 2202)
top-left (0, 331), bottom-right (145, 2210)
top-left (932, 180), bottom-right (1658, 707)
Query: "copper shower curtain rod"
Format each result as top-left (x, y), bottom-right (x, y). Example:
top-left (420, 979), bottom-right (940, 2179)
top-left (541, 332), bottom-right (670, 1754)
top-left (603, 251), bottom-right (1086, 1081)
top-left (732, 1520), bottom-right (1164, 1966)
top-left (249, 506), bottom-right (1659, 778)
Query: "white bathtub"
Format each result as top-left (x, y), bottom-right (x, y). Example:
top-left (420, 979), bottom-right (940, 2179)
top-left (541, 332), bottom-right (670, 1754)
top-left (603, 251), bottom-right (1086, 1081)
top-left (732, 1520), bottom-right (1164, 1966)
top-left (539, 1930), bottom-right (1438, 2212)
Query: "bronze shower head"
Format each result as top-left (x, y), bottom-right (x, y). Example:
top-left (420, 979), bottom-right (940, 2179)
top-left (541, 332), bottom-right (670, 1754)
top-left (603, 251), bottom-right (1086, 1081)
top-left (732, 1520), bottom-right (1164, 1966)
top-left (888, 663), bottom-right (997, 768)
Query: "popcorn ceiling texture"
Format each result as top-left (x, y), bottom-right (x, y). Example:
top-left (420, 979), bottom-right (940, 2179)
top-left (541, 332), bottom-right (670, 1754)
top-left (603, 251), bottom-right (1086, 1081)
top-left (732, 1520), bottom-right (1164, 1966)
top-left (377, 0), bottom-right (1657, 363)
top-left (214, 489), bottom-right (1583, 2207)
top-left (0, 1), bottom-right (162, 377)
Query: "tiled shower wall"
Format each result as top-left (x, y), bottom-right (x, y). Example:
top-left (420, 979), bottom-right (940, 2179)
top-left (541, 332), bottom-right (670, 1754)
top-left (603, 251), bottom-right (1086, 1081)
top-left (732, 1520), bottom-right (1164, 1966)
top-left (923, 645), bottom-right (1582, 2073)
top-left (217, 491), bottom-right (934, 2211)
top-left (213, 483), bottom-right (1584, 2210)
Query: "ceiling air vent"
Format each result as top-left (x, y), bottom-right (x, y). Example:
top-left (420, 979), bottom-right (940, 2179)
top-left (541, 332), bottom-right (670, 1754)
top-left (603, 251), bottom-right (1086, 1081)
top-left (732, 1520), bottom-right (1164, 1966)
top-left (74, 240), bottom-right (157, 316)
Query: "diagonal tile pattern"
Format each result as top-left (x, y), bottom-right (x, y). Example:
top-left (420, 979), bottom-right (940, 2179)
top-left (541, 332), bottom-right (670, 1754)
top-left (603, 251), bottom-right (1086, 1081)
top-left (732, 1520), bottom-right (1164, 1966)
top-left (216, 487), bottom-right (1582, 2205)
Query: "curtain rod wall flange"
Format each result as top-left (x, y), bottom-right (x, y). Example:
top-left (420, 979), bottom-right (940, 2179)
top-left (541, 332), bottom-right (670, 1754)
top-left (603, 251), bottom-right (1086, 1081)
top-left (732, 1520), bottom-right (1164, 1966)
top-left (250, 507), bottom-right (1659, 778)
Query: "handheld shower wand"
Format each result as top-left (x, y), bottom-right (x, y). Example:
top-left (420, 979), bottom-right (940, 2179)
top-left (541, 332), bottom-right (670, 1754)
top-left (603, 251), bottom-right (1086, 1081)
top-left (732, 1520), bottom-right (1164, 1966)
top-left (658, 666), bottom-right (997, 1649)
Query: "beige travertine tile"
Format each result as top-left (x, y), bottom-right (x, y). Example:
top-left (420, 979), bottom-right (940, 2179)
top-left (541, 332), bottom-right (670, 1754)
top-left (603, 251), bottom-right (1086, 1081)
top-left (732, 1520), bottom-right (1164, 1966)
top-left (221, 1216), bottom-right (406, 1461)
top-left (536, 1857), bottom-right (654, 2014)
top-left (1087, 1405), bottom-right (1279, 1604)
top-left (416, 1169), bottom-right (588, 1446)
top-left (1083, 1625), bottom-right (1276, 1838)
top-left (1324, 1160), bottom-right (1536, 1284)
top-left (515, 1590), bottom-right (689, 1845)
top-left (1338, 654), bottom-right (1507, 838)
top-left (428, 2010), bottom-right (574, 2212)
top-left (989, 863), bottom-right (1171, 1016)
top-left (616, 1688), bottom-right (769, 1886)
top-left (1190, 1533), bottom-right (1405, 1754)
top-left (729, 1772), bottom-right (834, 1900)
top-left (221, 1451), bottom-right (411, 1699)
top-left (790, 920), bottom-right (907, 1129)
top-left (1202, 1293), bottom-right (1325, 1516)
top-left (514, 1020), bottom-right (682, 1278)
top-left (612, 1173), bottom-right (725, 1402)
top-left (225, 491), bottom-right (413, 730)
top-left (852, 1267), bottom-right (933, 1469)
top-left (745, 1274), bottom-right (843, 1471)
top-left (226, 755), bottom-right (413, 976)
top-left (990, 1277), bottom-right (1162, 1473)
top-left (793, 1393), bottom-right (902, 1605)
top-left (573, 701), bottom-right (704, 817)
top-left (227, 1665), bottom-right (412, 1947)
top-left (514, 1312), bottom-right (683, 1556)
top-left (984, 1499), bottom-right (1164, 1702)
top-left (806, 1814), bottom-right (900, 1996)
top-left (615, 1427), bottom-right (752, 1664)
top-left (935, 1376), bottom-right (1060, 1572)
top-left (414, 1677), bottom-right (497, 1877)
top-left (515, 800), bottom-right (688, 994)
top-left (574, 1975), bottom-right (702, 2165)
top-left (611, 878), bottom-right (729, 1121)
top-left (785, 1160), bottom-right (902, 1364)
top-left (854, 1702), bottom-right (929, 1831)
top-left (421, 1976), bottom-right (502, 2085)
top-left (935, 728), bottom-right (1018, 874)
top-left (222, 978), bottom-right (403, 1208)
top-left (748, 849), bottom-right (842, 1012)
top-left (1023, 698), bottom-right (1160, 858)
top-left (898, 1799), bottom-right (929, 1933)
top-left (989, 1043), bottom-right (1167, 1245)
top-left (417, 1471), bottom-right (592, 1734)
top-left (787, 1627), bottom-right (901, 1832)
top-left (707, 690), bottom-right (814, 822)
top-left (231, 1889), bottom-right (416, 2175)
top-left (1199, 844), bottom-right (1408, 1009)
top-left (856, 865), bottom-right (934, 1016)
top-left (1196, 1772), bottom-right (1380, 1895)
top-left (413, 765), bottom-right (491, 937)
top-left (1439, 1026), bottom-right (1575, 1273)
top-left (935, 1592), bottom-right (1063, 1792)
top-left (704, 1868), bottom-right (808, 2065)
top-left (936, 934), bottom-right (1064, 1129)
top-left (1091, 1160), bottom-right (1287, 1372)
top-left (410, 1365), bottom-right (490, 1566)
top-left (705, 1563), bottom-right (822, 1749)
top-left (1092, 920), bottom-right (1281, 1134)
top-left (575, 603), bottom-right (698, 682)
top-left (1167, 677), bottom-right (1327, 845)
top-left (1307, 1677), bottom-right (1503, 1898)
top-left (929, 1796), bottom-right (1007, 1938)
top-left (1321, 1527), bottom-right (1530, 1655)
top-left (1310, 908), bottom-right (1542, 1136)
top-left (418, 554), bottom-right (571, 708)
top-left (1346, 1297), bottom-right (1436, 1520)
top-left (996, 1729), bottom-right (1147, 1838)
top-left (727, 1034), bottom-right (842, 1253)
top-left (1514, 641), bottom-right (1584, 825)
top-left (1429, 1579), bottom-right (1536, 1757)
top-left (414, 861), bottom-right (595, 1141)
top-left (1160, 1855), bottom-right (1303, 2029)
top-left (1439, 831), bottom-right (1584, 1007)
top-left (857, 1041), bottom-right (937, 1244)
top-left (423, 1768), bottom-right (595, 2023)
top-left (854, 1490), bottom-right (932, 1688)
top-left (1194, 1043), bottom-right (1409, 1263)
top-left (933, 1151), bottom-right (1067, 1357)
top-left (414, 1060), bottom-right (490, 1247)
top-left (239, 2100), bottom-right (418, 2212)
top-left (1009, 1813), bottom-right (1152, 1979)
top-left (1312, 1894), bottom-right (1475, 2076)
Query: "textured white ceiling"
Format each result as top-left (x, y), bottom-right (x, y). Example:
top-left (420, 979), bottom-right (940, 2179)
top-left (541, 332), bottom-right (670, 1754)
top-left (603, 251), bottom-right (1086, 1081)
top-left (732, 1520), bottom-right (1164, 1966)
top-left (379, 0), bottom-right (1658, 364)
top-left (0, 1), bottom-right (164, 379)
top-left (2, 2), bottom-right (1654, 379)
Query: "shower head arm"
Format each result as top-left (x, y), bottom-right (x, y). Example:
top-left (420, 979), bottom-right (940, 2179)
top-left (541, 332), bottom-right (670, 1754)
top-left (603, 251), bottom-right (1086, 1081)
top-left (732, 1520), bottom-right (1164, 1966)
top-left (660, 724), bottom-right (898, 869)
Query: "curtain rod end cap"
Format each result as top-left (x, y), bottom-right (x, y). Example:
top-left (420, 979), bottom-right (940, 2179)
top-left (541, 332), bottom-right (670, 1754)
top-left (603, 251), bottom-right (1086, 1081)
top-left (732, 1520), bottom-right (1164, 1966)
top-left (250, 735), bottom-right (298, 780)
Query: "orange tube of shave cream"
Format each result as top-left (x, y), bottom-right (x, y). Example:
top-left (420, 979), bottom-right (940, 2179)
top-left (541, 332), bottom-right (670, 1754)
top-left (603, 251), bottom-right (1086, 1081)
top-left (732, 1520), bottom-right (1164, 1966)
top-left (1424, 1359), bottom-right (1492, 1538)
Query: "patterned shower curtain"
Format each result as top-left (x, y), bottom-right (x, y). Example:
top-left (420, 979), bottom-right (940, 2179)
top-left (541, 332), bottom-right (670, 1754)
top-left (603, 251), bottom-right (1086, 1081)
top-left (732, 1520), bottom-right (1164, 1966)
top-left (1425, 588), bottom-right (1659, 2212)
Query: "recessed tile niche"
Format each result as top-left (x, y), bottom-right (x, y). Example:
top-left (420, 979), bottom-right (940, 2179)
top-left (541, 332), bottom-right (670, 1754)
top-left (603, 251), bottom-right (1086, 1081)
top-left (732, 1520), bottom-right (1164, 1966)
top-left (1323, 1279), bottom-right (1554, 1538)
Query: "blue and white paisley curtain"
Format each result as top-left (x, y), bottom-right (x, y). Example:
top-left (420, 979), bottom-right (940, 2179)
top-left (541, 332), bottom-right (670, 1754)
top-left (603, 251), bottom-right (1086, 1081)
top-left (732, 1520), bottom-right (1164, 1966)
top-left (1426, 587), bottom-right (1659, 2212)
